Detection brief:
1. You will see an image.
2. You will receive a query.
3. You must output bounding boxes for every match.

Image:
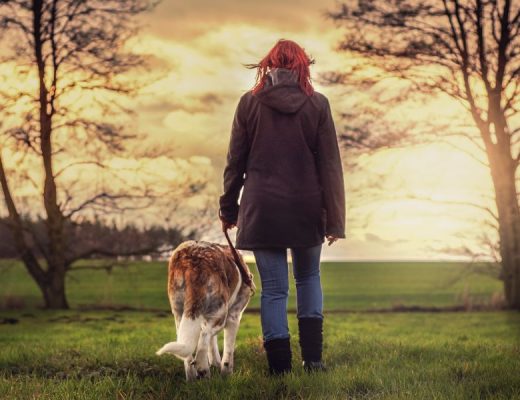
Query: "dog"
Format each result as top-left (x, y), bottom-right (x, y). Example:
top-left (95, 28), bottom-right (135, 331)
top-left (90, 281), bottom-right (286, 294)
top-left (156, 240), bottom-right (255, 380)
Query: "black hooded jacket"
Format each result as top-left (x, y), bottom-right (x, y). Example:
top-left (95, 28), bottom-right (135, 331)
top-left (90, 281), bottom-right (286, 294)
top-left (219, 67), bottom-right (346, 250)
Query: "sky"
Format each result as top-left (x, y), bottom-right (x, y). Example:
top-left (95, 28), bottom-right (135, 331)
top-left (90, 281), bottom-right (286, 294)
top-left (124, 0), bottom-right (495, 261)
top-left (0, 0), bottom-right (497, 261)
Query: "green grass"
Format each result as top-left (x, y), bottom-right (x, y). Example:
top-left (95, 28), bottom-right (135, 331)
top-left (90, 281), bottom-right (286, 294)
top-left (0, 260), bottom-right (517, 399)
top-left (0, 260), bottom-right (503, 311)
top-left (1, 310), bottom-right (519, 399)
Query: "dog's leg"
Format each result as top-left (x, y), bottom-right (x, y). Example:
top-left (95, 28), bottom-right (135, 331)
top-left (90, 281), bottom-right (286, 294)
top-left (173, 311), bottom-right (181, 333)
top-left (172, 317), bottom-right (197, 381)
top-left (184, 355), bottom-right (197, 381)
top-left (156, 315), bottom-right (202, 382)
top-left (221, 311), bottom-right (242, 376)
top-left (192, 322), bottom-right (212, 379)
top-left (221, 284), bottom-right (251, 376)
top-left (208, 334), bottom-right (221, 367)
top-left (193, 311), bottom-right (227, 379)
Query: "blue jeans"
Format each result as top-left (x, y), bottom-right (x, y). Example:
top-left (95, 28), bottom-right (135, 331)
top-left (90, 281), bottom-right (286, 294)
top-left (253, 243), bottom-right (323, 342)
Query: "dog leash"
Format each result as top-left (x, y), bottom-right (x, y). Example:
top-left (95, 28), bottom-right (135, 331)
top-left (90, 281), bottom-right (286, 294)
top-left (223, 228), bottom-right (254, 290)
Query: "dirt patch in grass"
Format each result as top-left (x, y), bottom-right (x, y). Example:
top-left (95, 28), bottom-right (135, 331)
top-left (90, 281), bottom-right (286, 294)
top-left (47, 314), bottom-right (126, 323)
top-left (0, 317), bottom-right (18, 324)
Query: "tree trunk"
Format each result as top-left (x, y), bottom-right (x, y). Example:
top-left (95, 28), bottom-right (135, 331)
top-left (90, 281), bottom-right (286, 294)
top-left (39, 270), bottom-right (69, 309)
top-left (488, 147), bottom-right (520, 309)
top-left (33, 0), bottom-right (69, 310)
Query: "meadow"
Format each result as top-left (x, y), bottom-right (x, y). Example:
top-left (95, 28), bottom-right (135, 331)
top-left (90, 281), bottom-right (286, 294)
top-left (0, 260), bottom-right (506, 311)
top-left (1, 260), bottom-right (519, 399)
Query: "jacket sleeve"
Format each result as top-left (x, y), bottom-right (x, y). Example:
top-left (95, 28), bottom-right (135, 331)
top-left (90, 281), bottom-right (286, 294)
top-left (316, 96), bottom-right (346, 238)
top-left (219, 94), bottom-right (250, 224)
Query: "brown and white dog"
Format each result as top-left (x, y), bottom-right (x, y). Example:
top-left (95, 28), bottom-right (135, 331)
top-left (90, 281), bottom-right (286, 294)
top-left (156, 240), bottom-right (255, 380)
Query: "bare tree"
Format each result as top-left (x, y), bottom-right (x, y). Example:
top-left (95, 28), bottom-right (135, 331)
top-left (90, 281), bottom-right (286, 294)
top-left (324, 0), bottom-right (520, 308)
top-left (0, 0), bottom-right (193, 309)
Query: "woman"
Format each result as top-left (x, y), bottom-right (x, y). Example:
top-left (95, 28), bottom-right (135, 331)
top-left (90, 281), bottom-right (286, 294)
top-left (218, 38), bottom-right (346, 375)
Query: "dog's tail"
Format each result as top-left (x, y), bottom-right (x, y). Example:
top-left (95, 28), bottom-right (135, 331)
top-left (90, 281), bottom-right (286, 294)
top-left (156, 315), bottom-right (202, 359)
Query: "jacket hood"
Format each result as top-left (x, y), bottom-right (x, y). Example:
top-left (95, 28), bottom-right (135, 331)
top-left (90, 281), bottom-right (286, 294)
top-left (255, 67), bottom-right (309, 114)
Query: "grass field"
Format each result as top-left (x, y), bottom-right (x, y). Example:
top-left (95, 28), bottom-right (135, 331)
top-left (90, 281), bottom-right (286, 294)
top-left (1, 260), bottom-right (519, 399)
top-left (0, 260), bottom-right (505, 311)
top-left (1, 310), bottom-right (519, 399)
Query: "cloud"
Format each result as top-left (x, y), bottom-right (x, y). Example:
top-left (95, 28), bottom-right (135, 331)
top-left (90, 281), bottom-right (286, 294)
top-left (139, 0), bottom-right (340, 42)
top-left (198, 92), bottom-right (223, 107)
top-left (365, 232), bottom-right (391, 243)
top-left (129, 19), bottom-right (349, 172)
top-left (140, 92), bottom-right (225, 115)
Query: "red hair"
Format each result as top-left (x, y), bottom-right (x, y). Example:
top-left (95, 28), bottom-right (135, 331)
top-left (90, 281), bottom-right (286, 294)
top-left (244, 39), bottom-right (315, 96)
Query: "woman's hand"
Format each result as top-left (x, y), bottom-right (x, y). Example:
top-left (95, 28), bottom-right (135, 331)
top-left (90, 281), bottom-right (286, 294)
top-left (221, 219), bottom-right (236, 232)
top-left (325, 234), bottom-right (339, 246)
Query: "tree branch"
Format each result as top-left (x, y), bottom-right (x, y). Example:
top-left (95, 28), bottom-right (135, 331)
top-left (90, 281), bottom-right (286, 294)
top-left (0, 149), bottom-right (46, 283)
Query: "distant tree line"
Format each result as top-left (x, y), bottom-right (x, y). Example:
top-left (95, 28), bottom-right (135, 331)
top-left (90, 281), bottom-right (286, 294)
top-left (0, 215), bottom-right (194, 260)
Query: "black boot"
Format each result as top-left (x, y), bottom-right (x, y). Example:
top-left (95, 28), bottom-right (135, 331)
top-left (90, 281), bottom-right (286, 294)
top-left (298, 317), bottom-right (327, 372)
top-left (263, 337), bottom-right (292, 375)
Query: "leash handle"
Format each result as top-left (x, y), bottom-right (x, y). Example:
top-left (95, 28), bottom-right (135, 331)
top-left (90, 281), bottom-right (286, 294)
top-left (223, 228), bottom-right (254, 289)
